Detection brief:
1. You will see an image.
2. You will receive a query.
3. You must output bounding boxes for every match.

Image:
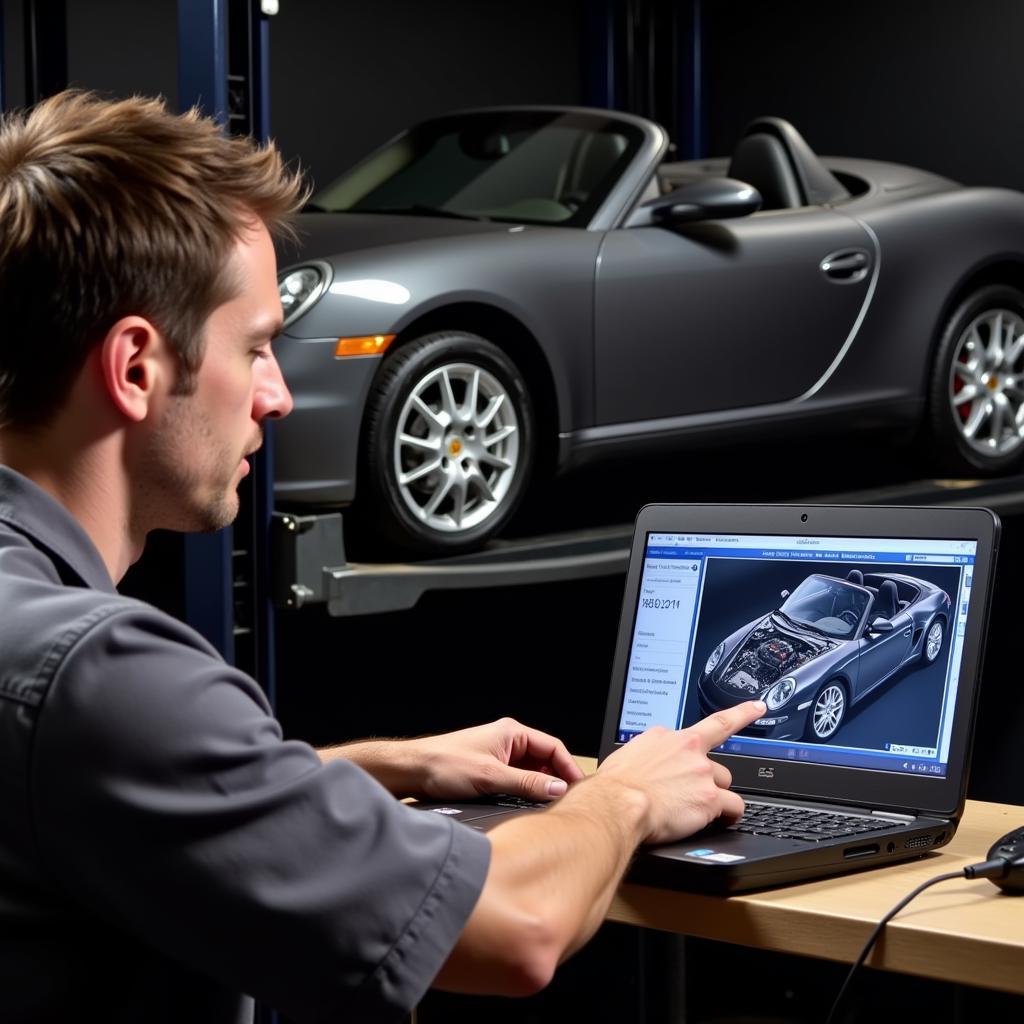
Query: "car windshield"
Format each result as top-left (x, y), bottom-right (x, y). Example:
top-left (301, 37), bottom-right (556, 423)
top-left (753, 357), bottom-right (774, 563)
top-left (778, 576), bottom-right (869, 639)
top-left (311, 111), bottom-right (645, 227)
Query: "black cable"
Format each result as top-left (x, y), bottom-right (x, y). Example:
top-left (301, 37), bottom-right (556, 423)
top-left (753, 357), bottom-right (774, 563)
top-left (822, 868), bottom-right (964, 1024)
top-left (823, 854), bottom-right (1020, 1024)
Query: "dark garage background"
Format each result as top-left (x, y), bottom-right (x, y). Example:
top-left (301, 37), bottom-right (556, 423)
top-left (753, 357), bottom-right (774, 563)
top-left (3, 4), bottom-right (1022, 1022)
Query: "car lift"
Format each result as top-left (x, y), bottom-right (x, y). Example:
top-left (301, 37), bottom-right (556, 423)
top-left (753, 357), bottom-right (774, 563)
top-left (272, 474), bottom-right (1024, 618)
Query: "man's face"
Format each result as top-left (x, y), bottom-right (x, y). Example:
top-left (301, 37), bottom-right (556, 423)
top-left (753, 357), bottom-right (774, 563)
top-left (138, 221), bottom-right (292, 534)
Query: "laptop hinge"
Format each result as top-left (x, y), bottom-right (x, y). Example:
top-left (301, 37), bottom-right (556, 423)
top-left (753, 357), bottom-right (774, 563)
top-left (870, 810), bottom-right (916, 822)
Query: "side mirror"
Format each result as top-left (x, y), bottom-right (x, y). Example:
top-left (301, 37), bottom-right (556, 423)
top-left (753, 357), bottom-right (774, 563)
top-left (780, 589), bottom-right (790, 600)
top-left (626, 177), bottom-right (762, 228)
top-left (868, 616), bottom-right (895, 634)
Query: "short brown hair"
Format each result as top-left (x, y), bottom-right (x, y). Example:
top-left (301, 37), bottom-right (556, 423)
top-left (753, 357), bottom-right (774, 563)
top-left (0, 90), bottom-right (306, 429)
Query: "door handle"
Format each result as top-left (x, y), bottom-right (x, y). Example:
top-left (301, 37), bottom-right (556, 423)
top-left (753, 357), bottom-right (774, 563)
top-left (904, 629), bottom-right (912, 637)
top-left (820, 249), bottom-right (870, 284)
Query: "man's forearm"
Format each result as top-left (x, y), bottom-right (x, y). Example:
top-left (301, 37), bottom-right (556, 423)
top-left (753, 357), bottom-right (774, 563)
top-left (435, 773), bottom-right (650, 995)
top-left (317, 739), bottom-right (420, 796)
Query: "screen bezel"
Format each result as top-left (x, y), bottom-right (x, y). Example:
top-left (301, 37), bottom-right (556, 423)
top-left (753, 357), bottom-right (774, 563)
top-left (598, 503), bottom-right (999, 818)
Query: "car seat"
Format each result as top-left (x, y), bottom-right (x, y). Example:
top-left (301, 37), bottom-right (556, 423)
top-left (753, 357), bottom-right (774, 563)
top-left (875, 579), bottom-right (899, 620)
top-left (727, 132), bottom-right (803, 210)
top-left (727, 117), bottom-right (850, 211)
top-left (846, 569), bottom-right (864, 585)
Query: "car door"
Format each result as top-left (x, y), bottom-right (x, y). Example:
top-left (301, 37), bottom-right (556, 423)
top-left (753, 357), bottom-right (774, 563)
top-left (854, 603), bottom-right (915, 699)
top-left (593, 207), bottom-right (874, 424)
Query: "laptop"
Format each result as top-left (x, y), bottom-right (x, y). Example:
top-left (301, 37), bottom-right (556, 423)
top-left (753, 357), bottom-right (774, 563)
top-left (421, 503), bottom-right (999, 893)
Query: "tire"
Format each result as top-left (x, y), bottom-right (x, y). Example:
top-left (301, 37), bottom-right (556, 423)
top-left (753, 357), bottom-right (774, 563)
top-left (929, 284), bottom-right (1024, 474)
top-left (804, 680), bottom-right (847, 742)
top-left (358, 331), bottom-right (535, 556)
top-left (923, 617), bottom-right (945, 664)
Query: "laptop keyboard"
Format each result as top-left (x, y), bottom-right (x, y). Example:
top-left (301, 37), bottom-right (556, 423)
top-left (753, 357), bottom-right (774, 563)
top-left (729, 801), bottom-right (902, 842)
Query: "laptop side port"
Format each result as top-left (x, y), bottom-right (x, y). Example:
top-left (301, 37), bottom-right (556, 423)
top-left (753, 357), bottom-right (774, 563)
top-left (843, 843), bottom-right (880, 859)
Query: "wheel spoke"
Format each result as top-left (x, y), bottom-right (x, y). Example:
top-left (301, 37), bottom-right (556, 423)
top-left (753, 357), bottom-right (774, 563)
top-left (412, 395), bottom-right (445, 429)
top-left (990, 394), bottom-right (1009, 443)
top-left (440, 369), bottom-right (459, 420)
top-left (399, 457), bottom-right (442, 486)
top-left (446, 476), bottom-right (469, 526)
top-left (476, 392), bottom-right (506, 429)
top-left (962, 400), bottom-right (992, 440)
top-left (482, 423), bottom-right (516, 448)
top-left (422, 474), bottom-right (455, 519)
top-left (479, 451), bottom-right (513, 471)
top-left (988, 312), bottom-right (1005, 365)
top-left (1005, 332), bottom-right (1024, 369)
top-left (951, 383), bottom-right (979, 406)
top-left (465, 466), bottom-right (496, 503)
top-left (400, 432), bottom-right (440, 453)
top-left (465, 369), bottom-right (481, 420)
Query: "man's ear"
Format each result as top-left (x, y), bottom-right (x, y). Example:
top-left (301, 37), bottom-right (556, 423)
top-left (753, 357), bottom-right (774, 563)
top-left (97, 316), bottom-right (170, 422)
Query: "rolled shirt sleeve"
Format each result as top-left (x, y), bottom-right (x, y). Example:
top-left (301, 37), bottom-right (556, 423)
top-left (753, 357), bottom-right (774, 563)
top-left (29, 606), bottom-right (491, 1023)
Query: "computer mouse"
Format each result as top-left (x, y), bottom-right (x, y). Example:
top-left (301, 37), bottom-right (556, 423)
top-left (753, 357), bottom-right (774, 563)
top-left (986, 826), bottom-right (1024, 893)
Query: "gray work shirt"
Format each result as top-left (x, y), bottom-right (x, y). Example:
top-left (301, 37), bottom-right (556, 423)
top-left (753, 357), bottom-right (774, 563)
top-left (0, 467), bottom-right (490, 1023)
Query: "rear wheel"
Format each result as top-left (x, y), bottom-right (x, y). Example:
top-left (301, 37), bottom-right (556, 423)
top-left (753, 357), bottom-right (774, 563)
top-left (924, 618), bottom-right (945, 663)
top-left (929, 285), bottom-right (1024, 474)
top-left (359, 331), bottom-right (535, 556)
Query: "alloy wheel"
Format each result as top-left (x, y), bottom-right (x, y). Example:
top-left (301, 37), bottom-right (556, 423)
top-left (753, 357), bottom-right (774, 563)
top-left (948, 308), bottom-right (1024, 458)
top-left (925, 620), bottom-right (944, 662)
top-left (392, 361), bottom-right (521, 533)
top-left (812, 684), bottom-right (845, 739)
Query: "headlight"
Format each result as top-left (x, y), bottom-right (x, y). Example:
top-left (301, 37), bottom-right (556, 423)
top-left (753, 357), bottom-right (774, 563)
top-left (705, 641), bottom-right (725, 675)
top-left (279, 262), bottom-right (331, 327)
top-left (765, 677), bottom-right (796, 710)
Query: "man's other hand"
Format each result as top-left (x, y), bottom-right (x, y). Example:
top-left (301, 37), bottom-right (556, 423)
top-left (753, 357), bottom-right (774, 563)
top-left (407, 718), bottom-right (585, 802)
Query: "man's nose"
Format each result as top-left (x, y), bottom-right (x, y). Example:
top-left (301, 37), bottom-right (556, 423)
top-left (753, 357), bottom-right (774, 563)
top-left (254, 352), bottom-right (294, 420)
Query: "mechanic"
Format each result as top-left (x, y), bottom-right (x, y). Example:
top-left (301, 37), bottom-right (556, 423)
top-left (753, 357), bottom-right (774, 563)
top-left (0, 91), bottom-right (764, 1023)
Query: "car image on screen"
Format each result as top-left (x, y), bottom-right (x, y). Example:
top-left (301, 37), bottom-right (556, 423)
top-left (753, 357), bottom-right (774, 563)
top-left (695, 571), bottom-right (951, 742)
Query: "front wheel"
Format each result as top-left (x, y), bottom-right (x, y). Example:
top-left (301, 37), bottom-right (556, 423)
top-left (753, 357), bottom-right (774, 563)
top-left (359, 331), bottom-right (535, 556)
top-left (804, 680), bottom-right (847, 742)
top-left (929, 285), bottom-right (1024, 474)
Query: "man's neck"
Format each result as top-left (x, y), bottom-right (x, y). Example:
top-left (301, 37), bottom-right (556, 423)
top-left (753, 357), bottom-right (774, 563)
top-left (0, 427), bottom-right (141, 583)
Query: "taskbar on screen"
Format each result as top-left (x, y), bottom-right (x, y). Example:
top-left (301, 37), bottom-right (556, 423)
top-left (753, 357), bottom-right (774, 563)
top-left (615, 730), bottom-right (947, 777)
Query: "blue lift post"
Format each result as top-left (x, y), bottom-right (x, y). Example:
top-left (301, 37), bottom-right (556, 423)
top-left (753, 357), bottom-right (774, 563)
top-left (583, 0), bottom-right (704, 160)
top-left (677, 0), bottom-right (704, 159)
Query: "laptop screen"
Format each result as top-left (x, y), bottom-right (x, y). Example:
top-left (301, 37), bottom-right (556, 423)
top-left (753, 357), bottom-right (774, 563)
top-left (615, 530), bottom-right (977, 780)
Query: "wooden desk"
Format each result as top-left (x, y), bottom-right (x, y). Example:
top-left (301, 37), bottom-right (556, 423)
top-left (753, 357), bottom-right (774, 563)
top-left (575, 759), bottom-right (1024, 994)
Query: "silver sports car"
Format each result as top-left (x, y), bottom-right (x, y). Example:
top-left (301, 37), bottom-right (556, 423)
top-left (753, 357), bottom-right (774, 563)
top-left (696, 571), bottom-right (951, 741)
top-left (274, 105), bottom-right (1024, 554)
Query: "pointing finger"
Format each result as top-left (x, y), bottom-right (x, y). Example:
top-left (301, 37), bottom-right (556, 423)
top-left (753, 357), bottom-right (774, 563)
top-left (688, 701), bottom-right (766, 752)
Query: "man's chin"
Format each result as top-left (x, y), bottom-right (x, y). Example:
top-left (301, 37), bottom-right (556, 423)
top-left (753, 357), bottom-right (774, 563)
top-left (192, 493), bottom-right (240, 534)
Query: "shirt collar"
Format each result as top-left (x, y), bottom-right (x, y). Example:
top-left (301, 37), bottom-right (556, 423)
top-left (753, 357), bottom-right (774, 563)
top-left (0, 466), bottom-right (117, 594)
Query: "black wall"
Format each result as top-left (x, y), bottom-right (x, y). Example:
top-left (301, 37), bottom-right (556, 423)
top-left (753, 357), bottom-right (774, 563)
top-left (5, 1), bottom-right (1023, 190)
top-left (269, 0), bottom-right (586, 190)
top-left (701, 0), bottom-right (1024, 188)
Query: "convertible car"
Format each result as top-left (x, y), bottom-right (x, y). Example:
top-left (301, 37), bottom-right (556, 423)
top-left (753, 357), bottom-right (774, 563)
top-left (273, 105), bottom-right (1024, 554)
top-left (695, 571), bottom-right (951, 742)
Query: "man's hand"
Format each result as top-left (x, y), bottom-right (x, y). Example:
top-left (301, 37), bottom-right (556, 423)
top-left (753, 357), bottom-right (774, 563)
top-left (404, 718), bottom-right (585, 801)
top-left (593, 700), bottom-right (766, 844)
top-left (318, 717), bottom-right (584, 801)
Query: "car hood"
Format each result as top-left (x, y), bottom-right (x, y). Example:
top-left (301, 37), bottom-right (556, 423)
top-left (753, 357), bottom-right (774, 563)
top-left (280, 211), bottom-right (514, 264)
top-left (714, 615), bottom-right (837, 699)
